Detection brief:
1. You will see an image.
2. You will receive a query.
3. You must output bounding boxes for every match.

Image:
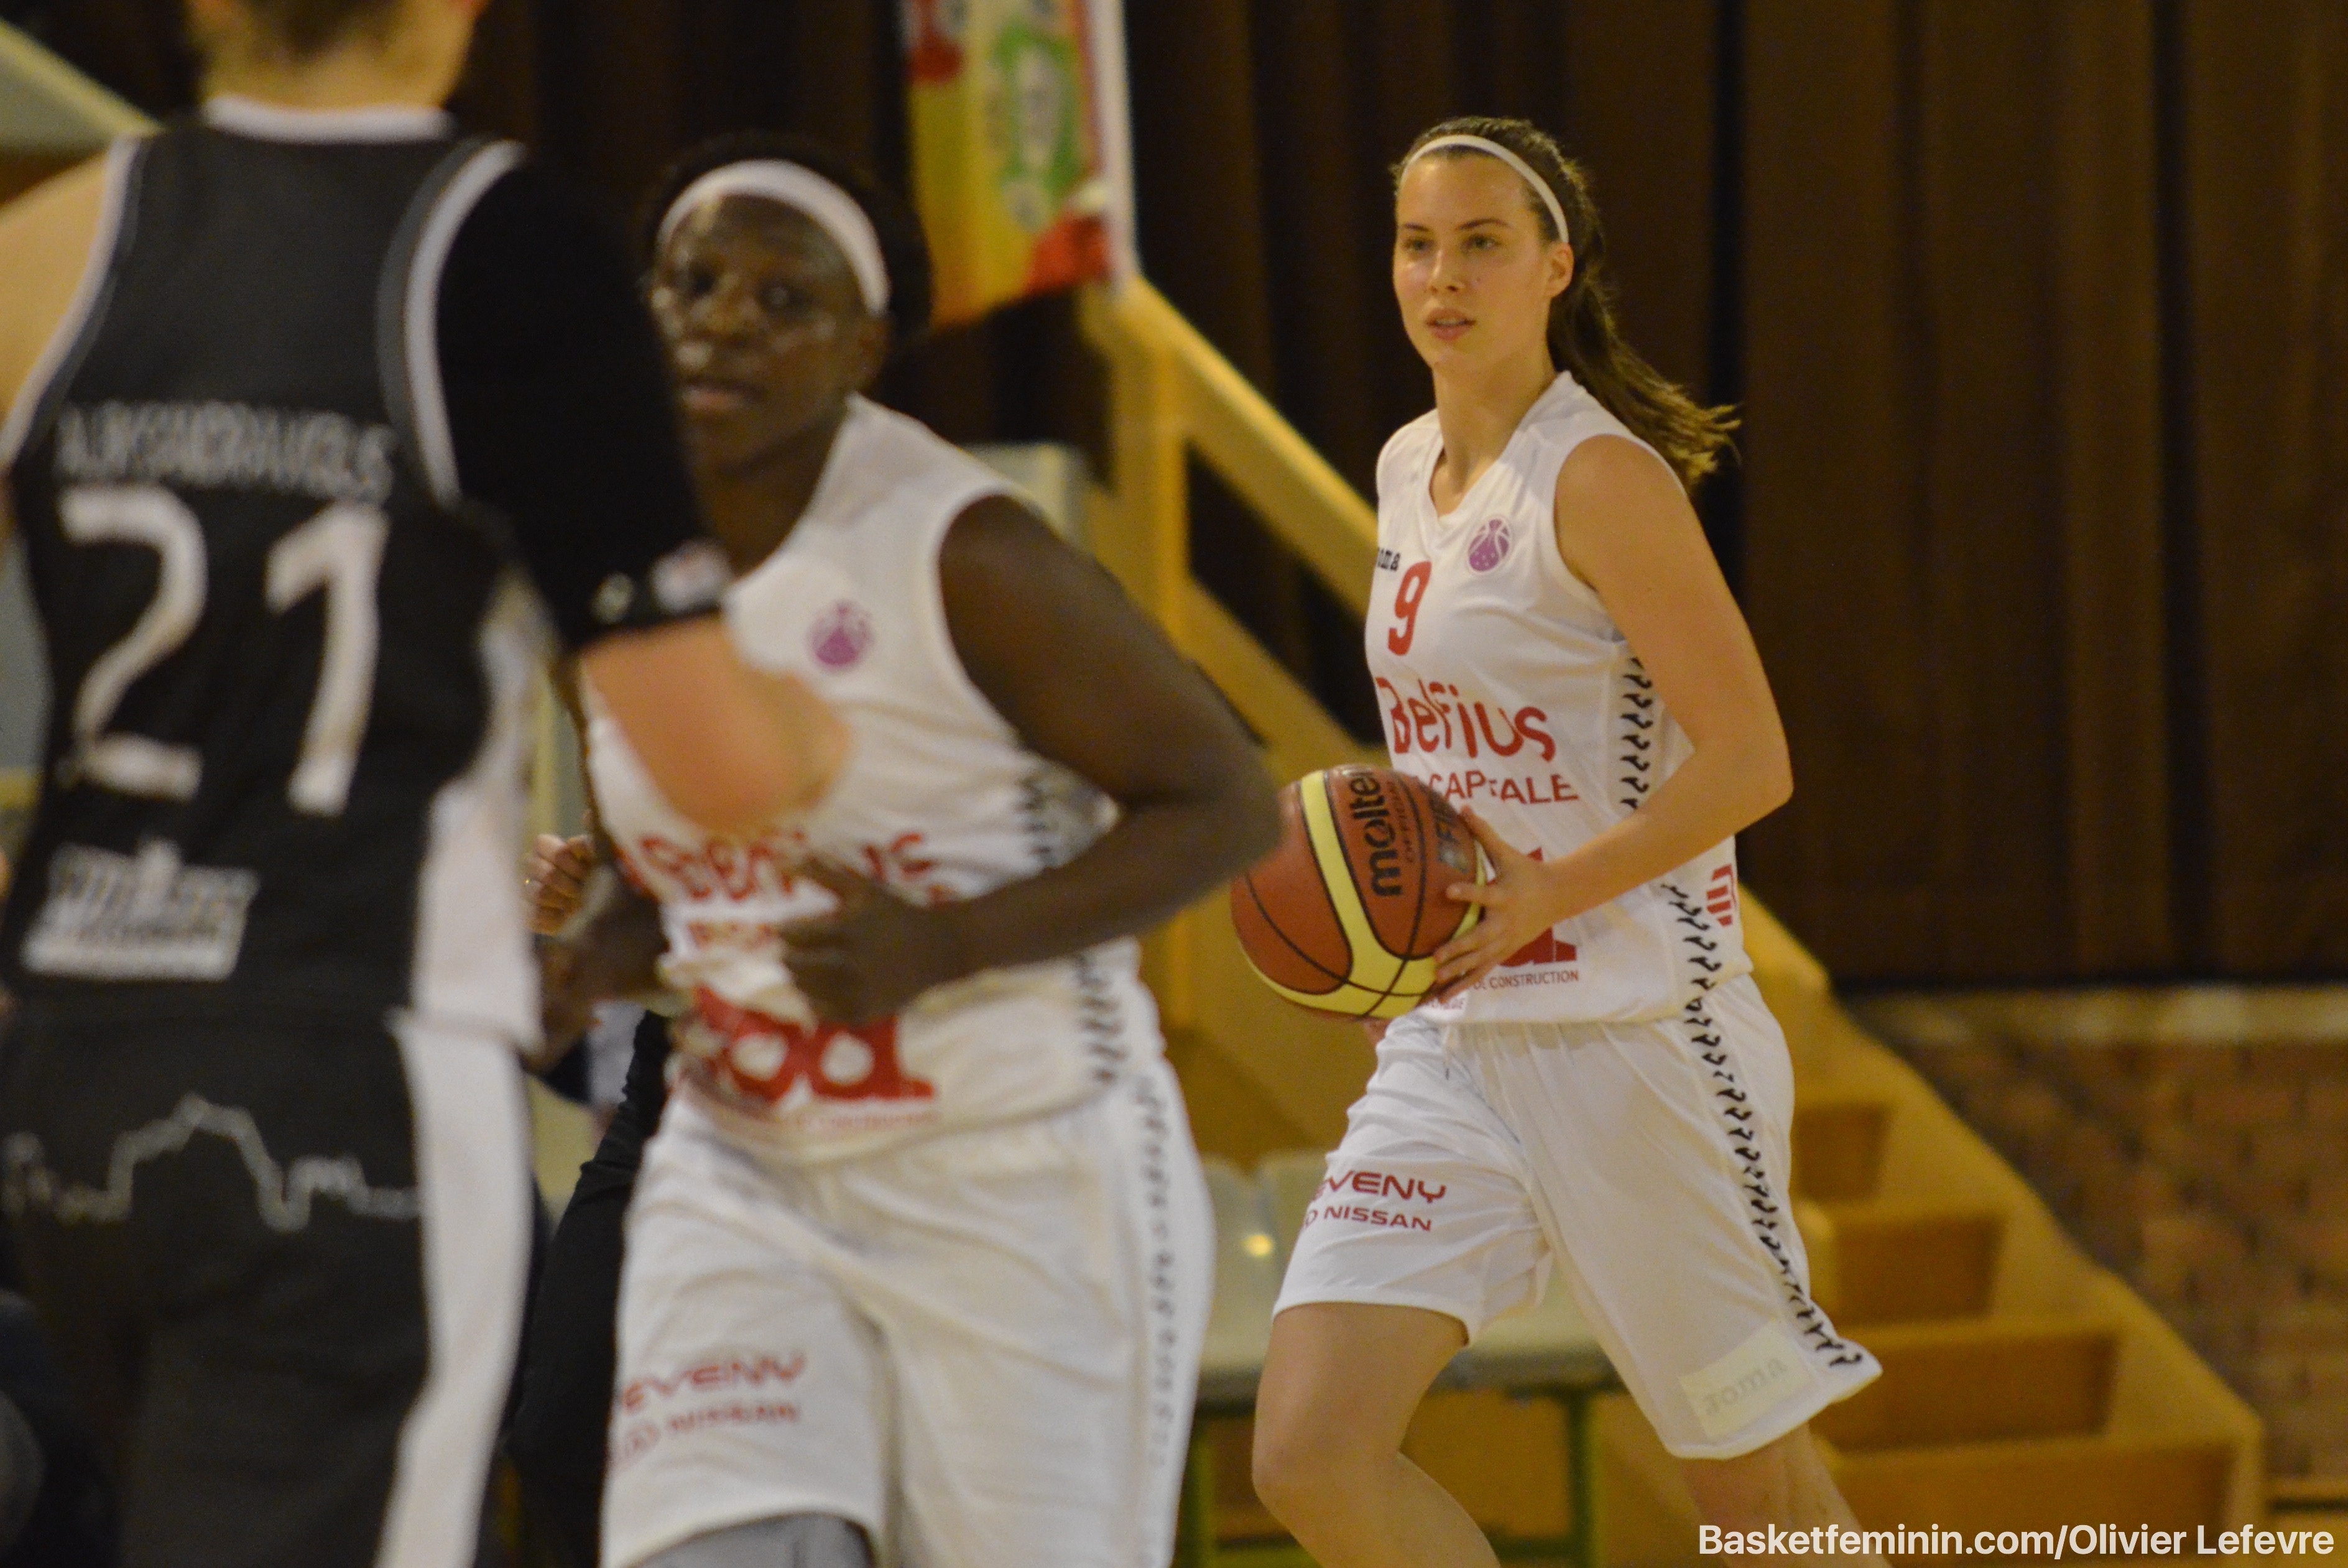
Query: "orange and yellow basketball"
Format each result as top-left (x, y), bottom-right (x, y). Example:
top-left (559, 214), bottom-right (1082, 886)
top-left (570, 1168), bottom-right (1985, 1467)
top-left (1229, 766), bottom-right (1484, 1020)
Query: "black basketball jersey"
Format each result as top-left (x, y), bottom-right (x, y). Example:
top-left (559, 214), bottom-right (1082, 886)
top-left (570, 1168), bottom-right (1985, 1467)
top-left (0, 107), bottom-right (719, 1038)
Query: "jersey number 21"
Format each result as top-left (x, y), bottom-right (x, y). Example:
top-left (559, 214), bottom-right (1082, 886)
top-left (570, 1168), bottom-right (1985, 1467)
top-left (58, 481), bottom-right (387, 817)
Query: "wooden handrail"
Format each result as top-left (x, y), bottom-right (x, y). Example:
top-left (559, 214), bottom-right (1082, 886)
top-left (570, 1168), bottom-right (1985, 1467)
top-left (1077, 277), bottom-right (1384, 1058)
top-left (1080, 280), bottom-right (1379, 619)
top-left (0, 20), bottom-right (152, 147)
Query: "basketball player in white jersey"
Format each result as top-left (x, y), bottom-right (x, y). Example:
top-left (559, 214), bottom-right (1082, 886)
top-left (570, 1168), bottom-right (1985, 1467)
top-left (0, 4), bottom-right (844, 1562)
top-left (530, 134), bottom-right (1277, 1568)
top-left (1249, 118), bottom-right (1882, 1567)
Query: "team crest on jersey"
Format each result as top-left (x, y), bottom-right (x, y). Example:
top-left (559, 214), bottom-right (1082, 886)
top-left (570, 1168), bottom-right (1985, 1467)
top-left (1468, 517), bottom-right (1513, 573)
top-left (810, 599), bottom-right (874, 670)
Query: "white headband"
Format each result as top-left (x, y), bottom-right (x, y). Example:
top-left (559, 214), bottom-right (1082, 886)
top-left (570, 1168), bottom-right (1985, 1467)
top-left (1404, 134), bottom-right (1570, 249)
top-left (658, 160), bottom-right (892, 316)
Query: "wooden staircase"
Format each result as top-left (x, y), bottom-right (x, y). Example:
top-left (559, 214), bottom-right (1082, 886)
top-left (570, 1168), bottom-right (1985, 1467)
top-left (1753, 918), bottom-right (2261, 1554)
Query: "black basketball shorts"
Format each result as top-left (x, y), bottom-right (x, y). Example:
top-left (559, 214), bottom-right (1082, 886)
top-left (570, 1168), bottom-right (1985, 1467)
top-left (0, 1008), bottom-right (530, 1568)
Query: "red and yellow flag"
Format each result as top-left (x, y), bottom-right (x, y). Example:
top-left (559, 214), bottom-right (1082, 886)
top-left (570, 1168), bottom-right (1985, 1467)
top-left (902, 0), bottom-right (1129, 327)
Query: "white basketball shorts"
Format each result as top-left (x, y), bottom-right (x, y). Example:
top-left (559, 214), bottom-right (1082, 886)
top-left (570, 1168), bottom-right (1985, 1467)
top-left (603, 1061), bottom-right (1212, 1568)
top-left (1273, 975), bottom-right (1879, 1459)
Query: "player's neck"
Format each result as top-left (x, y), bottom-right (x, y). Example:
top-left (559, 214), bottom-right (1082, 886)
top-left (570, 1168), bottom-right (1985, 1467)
top-left (694, 406), bottom-right (853, 573)
top-left (1430, 346), bottom-right (1556, 495)
top-left (201, 38), bottom-right (458, 113)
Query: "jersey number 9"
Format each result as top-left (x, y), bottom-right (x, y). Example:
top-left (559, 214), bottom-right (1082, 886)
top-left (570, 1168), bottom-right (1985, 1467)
top-left (1386, 560), bottom-right (1433, 657)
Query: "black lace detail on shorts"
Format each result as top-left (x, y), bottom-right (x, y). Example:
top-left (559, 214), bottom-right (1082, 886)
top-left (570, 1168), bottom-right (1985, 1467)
top-left (1616, 658), bottom-right (1657, 814)
top-left (1663, 881), bottom-right (1867, 1370)
top-left (1127, 1069), bottom-right (1188, 1505)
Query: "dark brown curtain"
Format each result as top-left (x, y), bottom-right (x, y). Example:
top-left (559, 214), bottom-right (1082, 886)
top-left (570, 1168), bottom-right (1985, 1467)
top-left (1736, 0), bottom-right (2348, 983)
top-left (16, 0), bottom-right (2347, 983)
top-left (1737, 1), bottom-right (2171, 982)
top-left (2174, 2), bottom-right (2348, 977)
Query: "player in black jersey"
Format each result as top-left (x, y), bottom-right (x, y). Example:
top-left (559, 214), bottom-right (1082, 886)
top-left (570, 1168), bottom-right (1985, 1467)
top-left (0, 2), bottom-right (848, 1564)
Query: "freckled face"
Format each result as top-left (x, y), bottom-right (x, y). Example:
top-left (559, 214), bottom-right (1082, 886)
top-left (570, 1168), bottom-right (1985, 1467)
top-left (1393, 154), bottom-right (1572, 374)
top-left (648, 196), bottom-right (885, 474)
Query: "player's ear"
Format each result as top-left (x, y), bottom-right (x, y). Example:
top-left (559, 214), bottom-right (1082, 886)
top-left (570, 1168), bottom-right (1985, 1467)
top-left (1547, 241), bottom-right (1574, 302)
top-left (850, 311), bottom-right (890, 392)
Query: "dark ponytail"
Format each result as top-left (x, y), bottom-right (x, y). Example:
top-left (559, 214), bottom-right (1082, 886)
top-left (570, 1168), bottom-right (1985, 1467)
top-left (1398, 116), bottom-right (1737, 492)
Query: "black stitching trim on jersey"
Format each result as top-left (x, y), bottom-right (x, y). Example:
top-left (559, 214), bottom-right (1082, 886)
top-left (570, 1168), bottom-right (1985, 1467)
top-left (1659, 879), bottom-right (1729, 985)
top-left (1616, 657), bottom-right (1657, 814)
top-left (1019, 770), bottom-right (1130, 1085)
top-left (1017, 768), bottom-right (1062, 873)
top-left (1663, 884), bottom-right (1866, 1370)
top-left (1072, 951), bottom-right (1129, 1086)
top-left (1127, 1068), bottom-right (1188, 1508)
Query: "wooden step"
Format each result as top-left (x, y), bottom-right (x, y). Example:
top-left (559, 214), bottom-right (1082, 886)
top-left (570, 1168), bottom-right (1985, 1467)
top-left (1793, 1099), bottom-right (1893, 1202)
top-left (1813, 1316), bottom-right (2117, 1449)
top-left (1803, 1202), bottom-right (2004, 1325)
top-left (1826, 1432), bottom-right (2234, 1537)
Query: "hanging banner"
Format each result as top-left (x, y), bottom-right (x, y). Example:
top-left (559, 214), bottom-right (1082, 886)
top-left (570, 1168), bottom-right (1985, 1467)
top-left (902, 0), bottom-right (1132, 327)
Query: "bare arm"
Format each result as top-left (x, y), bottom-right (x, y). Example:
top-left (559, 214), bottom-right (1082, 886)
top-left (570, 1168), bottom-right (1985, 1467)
top-left (781, 496), bottom-right (1280, 1023)
top-left (0, 155), bottom-right (110, 533)
top-left (936, 498), bottom-right (1280, 967)
top-left (580, 619), bottom-right (848, 836)
top-left (1435, 435), bottom-right (1789, 989)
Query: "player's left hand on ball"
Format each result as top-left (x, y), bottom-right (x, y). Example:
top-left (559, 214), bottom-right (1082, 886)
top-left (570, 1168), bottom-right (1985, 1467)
top-left (1431, 806), bottom-right (1573, 998)
top-left (781, 859), bottom-right (969, 1025)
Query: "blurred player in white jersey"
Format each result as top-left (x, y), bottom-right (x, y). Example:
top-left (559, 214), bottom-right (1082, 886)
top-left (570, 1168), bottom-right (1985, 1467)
top-left (1249, 117), bottom-right (1883, 1568)
top-left (527, 134), bottom-right (1277, 1568)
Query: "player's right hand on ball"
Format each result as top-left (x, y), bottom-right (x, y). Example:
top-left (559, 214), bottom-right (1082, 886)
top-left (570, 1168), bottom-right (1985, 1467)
top-left (525, 834), bottom-right (594, 934)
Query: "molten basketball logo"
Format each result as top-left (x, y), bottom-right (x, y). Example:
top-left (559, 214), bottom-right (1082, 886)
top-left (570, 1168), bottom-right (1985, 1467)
top-left (1229, 766), bottom-right (1484, 1020)
top-left (1467, 517), bottom-right (1512, 573)
top-left (1345, 772), bottom-right (1405, 897)
top-left (810, 600), bottom-right (874, 669)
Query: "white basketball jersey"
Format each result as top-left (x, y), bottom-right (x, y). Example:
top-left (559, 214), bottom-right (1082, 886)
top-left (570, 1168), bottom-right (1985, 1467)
top-left (1366, 372), bottom-right (1749, 1025)
top-left (589, 395), bottom-right (1159, 1161)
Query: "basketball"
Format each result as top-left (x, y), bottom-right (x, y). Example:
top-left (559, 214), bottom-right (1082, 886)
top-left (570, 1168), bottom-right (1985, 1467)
top-left (1229, 765), bottom-right (1484, 1020)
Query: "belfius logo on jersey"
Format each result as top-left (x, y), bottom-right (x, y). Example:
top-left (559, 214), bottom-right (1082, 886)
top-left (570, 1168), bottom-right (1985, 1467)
top-left (1375, 676), bottom-right (1580, 809)
top-left (1375, 676), bottom-right (1556, 762)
